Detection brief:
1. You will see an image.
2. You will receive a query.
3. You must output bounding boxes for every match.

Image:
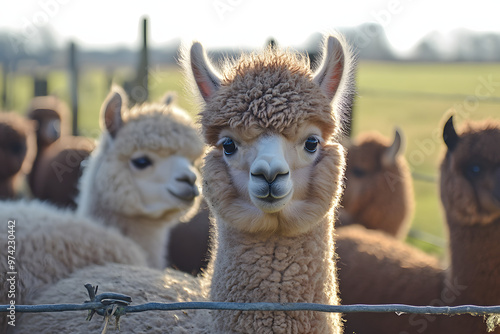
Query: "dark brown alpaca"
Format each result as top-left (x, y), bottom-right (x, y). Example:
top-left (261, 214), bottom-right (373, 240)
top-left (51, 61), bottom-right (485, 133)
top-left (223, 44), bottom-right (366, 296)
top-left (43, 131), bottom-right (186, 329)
top-left (0, 112), bottom-right (36, 199)
top-left (339, 129), bottom-right (414, 238)
top-left (338, 115), bottom-right (500, 334)
top-left (436, 115), bottom-right (500, 333)
top-left (26, 96), bottom-right (95, 208)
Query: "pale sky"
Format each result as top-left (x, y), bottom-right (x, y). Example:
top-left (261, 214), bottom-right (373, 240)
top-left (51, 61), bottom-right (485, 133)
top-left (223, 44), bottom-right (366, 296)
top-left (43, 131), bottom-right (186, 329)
top-left (1, 0), bottom-right (500, 53)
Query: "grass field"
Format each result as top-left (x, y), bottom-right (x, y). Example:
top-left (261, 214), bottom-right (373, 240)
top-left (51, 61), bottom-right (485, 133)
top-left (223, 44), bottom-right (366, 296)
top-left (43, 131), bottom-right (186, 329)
top-left (2, 61), bottom-right (500, 257)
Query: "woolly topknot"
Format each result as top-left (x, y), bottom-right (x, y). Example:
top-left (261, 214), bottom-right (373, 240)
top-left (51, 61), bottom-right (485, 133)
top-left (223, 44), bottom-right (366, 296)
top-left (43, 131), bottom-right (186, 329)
top-left (115, 102), bottom-right (203, 161)
top-left (201, 49), bottom-right (337, 145)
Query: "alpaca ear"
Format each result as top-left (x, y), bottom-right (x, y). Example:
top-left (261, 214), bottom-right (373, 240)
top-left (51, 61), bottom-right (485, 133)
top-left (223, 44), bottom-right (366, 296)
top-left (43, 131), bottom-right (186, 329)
top-left (443, 115), bottom-right (459, 151)
top-left (101, 87), bottom-right (127, 138)
top-left (313, 35), bottom-right (346, 103)
top-left (190, 42), bottom-right (222, 102)
top-left (382, 128), bottom-right (403, 167)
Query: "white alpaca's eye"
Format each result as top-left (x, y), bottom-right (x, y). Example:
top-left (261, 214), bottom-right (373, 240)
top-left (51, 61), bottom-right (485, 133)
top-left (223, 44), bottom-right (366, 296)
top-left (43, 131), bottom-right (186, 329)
top-left (304, 137), bottom-right (319, 153)
top-left (131, 156), bottom-right (152, 169)
top-left (223, 138), bottom-right (237, 155)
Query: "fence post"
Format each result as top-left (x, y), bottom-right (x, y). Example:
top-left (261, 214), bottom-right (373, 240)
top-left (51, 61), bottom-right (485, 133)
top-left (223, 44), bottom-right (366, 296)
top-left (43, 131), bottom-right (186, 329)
top-left (1, 60), bottom-right (9, 111)
top-left (34, 76), bottom-right (48, 97)
top-left (68, 41), bottom-right (79, 136)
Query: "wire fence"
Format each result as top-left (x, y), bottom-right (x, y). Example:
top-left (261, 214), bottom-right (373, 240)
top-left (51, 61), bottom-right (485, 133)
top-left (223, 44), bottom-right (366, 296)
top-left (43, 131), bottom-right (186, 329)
top-left (2, 284), bottom-right (500, 332)
top-left (4, 300), bottom-right (500, 315)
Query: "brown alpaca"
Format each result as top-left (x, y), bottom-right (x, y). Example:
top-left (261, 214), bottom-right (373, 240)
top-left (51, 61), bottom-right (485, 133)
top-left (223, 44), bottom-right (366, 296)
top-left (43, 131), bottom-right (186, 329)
top-left (0, 112), bottom-right (36, 199)
top-left (338, 115), bottom-right (500, 334)
top-left (436, 115), bottom-right (500, 333)
top-left (337, 225), bottom-right (445, 334)
top-left (26, 96), bottom-right (95, 209)
top-left (339, 129), bottom-right (414, 238)
top-left (191, 33), bottom-right (354, 333)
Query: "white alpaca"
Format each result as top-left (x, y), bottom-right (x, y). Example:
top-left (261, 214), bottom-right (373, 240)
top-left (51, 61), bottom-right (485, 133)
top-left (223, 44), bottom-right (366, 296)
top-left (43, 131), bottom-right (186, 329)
top-left (0, 88), bottom-right (204, 331)
top-left (77, 87), bottom-right (205, 269)
top-left (15, 33), bottom-right (354, 333)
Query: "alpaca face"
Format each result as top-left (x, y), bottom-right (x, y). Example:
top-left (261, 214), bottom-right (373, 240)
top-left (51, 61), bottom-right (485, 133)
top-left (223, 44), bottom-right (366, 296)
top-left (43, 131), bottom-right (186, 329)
top-left (341, 130), bottom-right (404, 222)
top-left (93, 87), bottom-right (205, 224)
top-left (128, 151), bottom-right (200, 219)
top-left (441, 117), bottom-right (500, 226)
top-left (28, 109), bottom-right (61, 147)
top-left (191, 35), bottom-right (353, 236)
top-left (218, 124), bottom-right (322, 214)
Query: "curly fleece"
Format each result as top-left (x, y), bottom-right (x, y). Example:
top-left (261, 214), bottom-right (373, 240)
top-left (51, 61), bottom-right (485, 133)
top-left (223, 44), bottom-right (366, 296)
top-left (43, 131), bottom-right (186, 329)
top-left (201, 50), bottom-right (338, 146)
top-left (0, 200), bottom-right (147, 333)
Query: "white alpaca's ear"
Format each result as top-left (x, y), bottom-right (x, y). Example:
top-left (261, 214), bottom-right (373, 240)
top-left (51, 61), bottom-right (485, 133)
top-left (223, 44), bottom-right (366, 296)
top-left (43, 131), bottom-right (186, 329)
top-left (313, 35), bottom-right (346, 103)
top-left (101, 87), bottom-right (126, 138)
top-left (382, 128), bottom-right (403, 167)
top-left (190, 42), bottom-right (222, 102)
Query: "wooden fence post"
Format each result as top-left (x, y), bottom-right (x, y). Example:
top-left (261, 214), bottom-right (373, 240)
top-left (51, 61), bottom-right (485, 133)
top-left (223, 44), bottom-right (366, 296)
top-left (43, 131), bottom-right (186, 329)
top-left (68, 41), bottom-right (79, 136)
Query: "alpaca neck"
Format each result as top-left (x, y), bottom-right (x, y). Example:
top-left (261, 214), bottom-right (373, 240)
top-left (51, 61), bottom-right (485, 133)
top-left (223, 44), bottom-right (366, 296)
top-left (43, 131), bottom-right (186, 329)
top-left (210, 216), bottom-right (340, 333)
top-left (28, 146), bottom-right (47, 195)
top-left (448, 217), bottom-right (500, 305)
top-left (89, 205), bottom-right (169, 269)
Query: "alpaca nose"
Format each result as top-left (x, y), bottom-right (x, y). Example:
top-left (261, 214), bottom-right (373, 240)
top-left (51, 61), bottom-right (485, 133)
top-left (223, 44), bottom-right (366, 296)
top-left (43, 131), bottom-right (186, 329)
top-left (250, 135), bottom-right (290, 184)
top-left (169, 164), bottom-right (200, 201)
top-left (176, 169), bottom-right (197, 186)
top-left (251, 159), bottom-right (289, 184)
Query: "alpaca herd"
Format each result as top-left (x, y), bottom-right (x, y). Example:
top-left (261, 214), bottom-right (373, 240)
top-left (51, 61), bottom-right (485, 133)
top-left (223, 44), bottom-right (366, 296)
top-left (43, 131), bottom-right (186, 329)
top-left (1, 32), bottom-right (499, 334)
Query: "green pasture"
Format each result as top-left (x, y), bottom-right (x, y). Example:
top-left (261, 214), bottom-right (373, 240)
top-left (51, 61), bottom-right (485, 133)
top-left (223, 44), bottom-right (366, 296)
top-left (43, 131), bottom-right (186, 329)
top-left (2, 61), bottom-right (500, 258)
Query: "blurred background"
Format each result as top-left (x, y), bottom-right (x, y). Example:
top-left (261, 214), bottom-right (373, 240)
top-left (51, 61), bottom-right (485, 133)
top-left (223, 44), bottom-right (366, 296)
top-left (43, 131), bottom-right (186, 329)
top-left (1, 0), bottom-right (500, 257)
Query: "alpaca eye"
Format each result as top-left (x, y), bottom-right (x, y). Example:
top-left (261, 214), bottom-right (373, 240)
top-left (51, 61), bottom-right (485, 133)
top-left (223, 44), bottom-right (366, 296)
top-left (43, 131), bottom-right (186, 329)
top-left (304, 137), bottom-right (319, 153)
top-left (131, 156), bottom-right (152, 169)
top-left (464, 163), bottom-right (482, 179)
top-left (351, 167), bottom-right (366, 178)
top-left (223, 138), bottom-right (237, 155)
top-left (9, 142), bottom-right (25, 155)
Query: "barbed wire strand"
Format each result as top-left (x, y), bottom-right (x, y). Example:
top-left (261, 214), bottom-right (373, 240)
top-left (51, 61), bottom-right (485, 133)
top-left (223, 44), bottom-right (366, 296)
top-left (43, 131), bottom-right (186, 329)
top-left (2, 301), bottom-right (500, 316)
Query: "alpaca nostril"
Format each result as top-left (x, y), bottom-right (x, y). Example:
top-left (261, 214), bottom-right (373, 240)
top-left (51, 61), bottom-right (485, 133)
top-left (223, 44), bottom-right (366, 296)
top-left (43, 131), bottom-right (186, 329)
top-left (251, 162), bottom-right (290, 184)
top-left (176, 173), bottom-right (197, 186)
top-left (252, 171), bottom-right (289, 184)
top-left (271, 171), bottom-right (289, 184)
